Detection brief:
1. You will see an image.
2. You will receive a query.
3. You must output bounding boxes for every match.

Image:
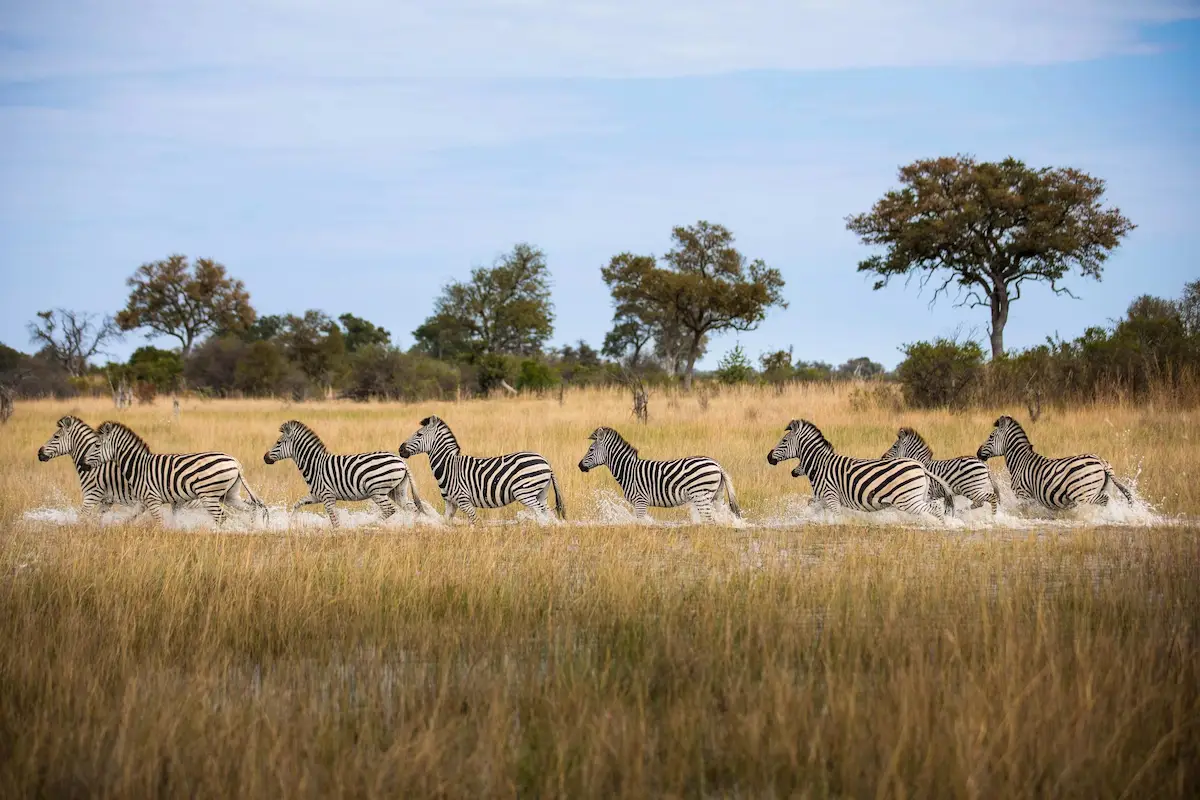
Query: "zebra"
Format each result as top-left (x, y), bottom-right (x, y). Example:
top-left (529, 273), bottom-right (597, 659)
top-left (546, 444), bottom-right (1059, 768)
top-left (977, 415), bottom-right (1133, 509)
top-left (85, 420), bottom-right (269, 526)
top-left (264, 419), bottom-right (426, 528)
top-left (37, 415), bottom-right (143, 517)
top-left (577, 426), bottom-right (741, 523)
top-left (883, 426), bottom-right (1001, 515)
top-left (768, 419), bottom-right (953, 521)
top-left (398, 415), bottom-right (566, 524)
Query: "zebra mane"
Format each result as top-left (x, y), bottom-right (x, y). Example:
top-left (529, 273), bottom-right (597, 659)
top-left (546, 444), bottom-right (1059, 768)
top-left (591, 426), bottom-right (637, 456)
top-left (57, 415), bottom-right (81, 429)
top-left (898, 426), bottom-right (930, 448)
top-left (281, 419), bottom-right (325, 448)
top-left (97, 420), bottom-right (151, 453)
top-left (795, 419), bottom-right (834, 452)
top-left (420, 415), bottom-right (442, 427)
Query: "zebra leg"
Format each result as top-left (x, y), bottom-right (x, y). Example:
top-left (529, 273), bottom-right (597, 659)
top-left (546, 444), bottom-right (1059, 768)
top-left (322, 496), bottom-right (341, 529)
top-left (200, 495), bottom-right (227, 527)
top-left (291, 494), bottom-right (319, 513)
top-left (459, 502), bottom-right (479, 525)
top-left (371, 491), bottom-right (399, 521)
top-left (633, 499), bottom-right (651, 522)
top-left (689, 493), bottom-right (716, 525)
top-left (517, 487), bottom-right (553, 523)
top-left (144, 498), bottom-right (167, 526)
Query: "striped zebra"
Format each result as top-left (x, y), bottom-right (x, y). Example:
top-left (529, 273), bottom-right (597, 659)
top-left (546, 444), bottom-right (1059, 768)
top-left (398, 415), bottom-right (566, 524)
top-left (977, 415), bottom-right (1133, 509)
top-left (85, 421), bottom-right (268, 526)
top-left (577, 426), bottom-right (741, 523)
top-left (264, 420), bottom-right (425, 528)
top-left (767, 419), bottom-right (952, 521)
top-left (883, 426), bottom-right (1001, 515)
top-left (37, 415), bottom-right (142, 517)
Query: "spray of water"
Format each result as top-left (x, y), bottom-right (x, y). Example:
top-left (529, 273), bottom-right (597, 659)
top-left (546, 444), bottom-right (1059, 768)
top-left (21, 469), bottom-right (1182, 532)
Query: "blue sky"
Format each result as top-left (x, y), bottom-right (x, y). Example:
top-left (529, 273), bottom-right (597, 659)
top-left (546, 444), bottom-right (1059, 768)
top-left (2, 1), bottom-right (1198, 369)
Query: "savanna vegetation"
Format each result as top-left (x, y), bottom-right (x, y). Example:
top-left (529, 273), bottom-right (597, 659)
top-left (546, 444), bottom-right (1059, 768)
top-left (1, 384), bottom-right (1198, 797)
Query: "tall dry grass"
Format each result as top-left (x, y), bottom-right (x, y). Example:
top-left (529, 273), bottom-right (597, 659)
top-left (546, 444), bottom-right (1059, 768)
top-left (1, 384), bottom-right (1198, 797)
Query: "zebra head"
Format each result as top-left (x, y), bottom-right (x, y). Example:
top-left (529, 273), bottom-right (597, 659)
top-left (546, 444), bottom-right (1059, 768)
top-left (883, 427), bottom-right (932, 463)
top-left (578, 427), bottom-right (622, 472)
top-left (38, 416), bottom-right (92, 463)
top-left (977, 415), bottom-right (1022, 461)
top-left (767, 419), bottom-right (833, 479)
top-left (86, 421), bottom-right (148, 468)
top-left (265, 420), bottom-right (306, 464)
top-left (399, 415), bottom-right (445, 458)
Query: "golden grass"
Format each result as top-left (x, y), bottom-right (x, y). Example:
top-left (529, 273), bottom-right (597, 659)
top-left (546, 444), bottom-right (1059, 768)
top-left (1, 385), bottom-right (1198, 797)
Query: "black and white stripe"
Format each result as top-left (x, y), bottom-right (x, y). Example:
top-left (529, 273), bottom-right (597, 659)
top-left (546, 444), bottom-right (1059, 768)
top-left (37, 415), bottom-right (141, 516)
top-left (977, 415), bottom-right (1132, 509)
top-left (768, 419), bottom-right (951, 521)
top-left (85, 421), bottom-right (268, 526)
top-left (399, 415), bottom-right (565, 524)
top-left (264, 419), bottom-right (424, 528)
top-left (883, 426), bottom-right (1000, 515)
top-left (577, 426), bottom-right (741, 523)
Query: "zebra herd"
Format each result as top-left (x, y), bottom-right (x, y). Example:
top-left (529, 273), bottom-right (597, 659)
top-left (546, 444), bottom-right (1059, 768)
top-left (35, 413), bottom-right (1134, 528)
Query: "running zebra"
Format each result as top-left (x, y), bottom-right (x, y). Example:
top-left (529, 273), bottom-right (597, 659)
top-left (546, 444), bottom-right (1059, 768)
top-left (977, 415), bottom-right (1133, 509)
top-left (264, 420), bottom-right (425, 528)
top-left (85, 421), bottom-right (268, 526)
top-left (883, 426), bottom-right (1000, 515)
top-left (37, 415), bottom-right (141, 517)
top-left (577, 426), bottom-right (741, 523)
top-left (767, 419), bottom-right (952, 521)
top-left (399, 415), bottom-right (566, 524)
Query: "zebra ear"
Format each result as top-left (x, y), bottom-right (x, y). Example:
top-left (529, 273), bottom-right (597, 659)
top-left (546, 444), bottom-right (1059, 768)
top-left (57, 416), bottom-right (73, 428)
top-left (588, 427), bottom-right (602, 440)
top-left (419, 416), bottom-right (432, 426)
top-left (785, 420), bottom-right (799, 432)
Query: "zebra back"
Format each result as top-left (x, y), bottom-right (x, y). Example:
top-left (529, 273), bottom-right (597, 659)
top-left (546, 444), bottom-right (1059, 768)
top-left (95, 421), bottom-right (244, 502)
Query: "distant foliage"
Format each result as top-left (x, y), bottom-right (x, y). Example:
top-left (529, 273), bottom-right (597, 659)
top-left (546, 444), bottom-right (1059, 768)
top-left (897, 338), bottom-right (986, 409)
top-left (715, 344), bottom-right (755, 385)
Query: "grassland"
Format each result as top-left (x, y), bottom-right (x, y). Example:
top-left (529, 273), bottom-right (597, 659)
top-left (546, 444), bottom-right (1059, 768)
top-left (1, 384), bottom-right (1198, 798)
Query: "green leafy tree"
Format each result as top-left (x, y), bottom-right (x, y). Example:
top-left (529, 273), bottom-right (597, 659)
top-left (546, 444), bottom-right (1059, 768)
top-left (847, 155), bottom-right (1135, 360)
top-left (715, 343), bottom-right (755, 385)
top-left (835, 357), bottom-right (885, 380)
top-left (413, 243), bottom-right (553, 361)
top-left (516, 359), bottom-right (559, 392)
top-left (277, 311), bottom-right (347, 387)
top-left (601, 221), bottom-right (786, 389)
top-left (338, 313), bottom-right (391, 353)
top-left (127, 346), bottom-right (183, 390)
top-left (759, 348), bottom-right (795, 388)
top-left (234, 341), bottom-right (288, 394)
top-left (240, 314), bottom-right (286, 343)
top-left (117, 254), bottom-right (255, 355)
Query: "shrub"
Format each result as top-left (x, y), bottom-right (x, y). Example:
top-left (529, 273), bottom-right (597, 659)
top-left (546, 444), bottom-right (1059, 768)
top-left (896, 338), bottom-right (985, 409)
top-left (516, 359), bottom-right (559, 393)
top-left (716, 344), bottom-right (755, 385)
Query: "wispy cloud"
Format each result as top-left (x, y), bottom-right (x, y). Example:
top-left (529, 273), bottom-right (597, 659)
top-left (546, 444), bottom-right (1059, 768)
top-left (3, 0), bottom-right (1198, 81)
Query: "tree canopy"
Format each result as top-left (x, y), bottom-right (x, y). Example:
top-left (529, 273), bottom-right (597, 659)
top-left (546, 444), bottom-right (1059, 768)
top-left (846, 154), bottom-right (1134, 360)
top-left (601, 221), bottom-right (786, 389)
top-left (117, 254), bottom-right (256, 355)
top-left (412, 243), bottom-right (554, 361)
top-left (338, 313), bottom-right (391, 353)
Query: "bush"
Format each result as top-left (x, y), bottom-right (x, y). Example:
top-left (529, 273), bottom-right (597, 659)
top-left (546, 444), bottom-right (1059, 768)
top-left (516, 359), bottom-right (559, 393)
top-left (897, 338), bottom-right (985, 409)
top-left (716, 344), bottom-right (755, 385)
top-left (341, 345), bottom-right (463, 401)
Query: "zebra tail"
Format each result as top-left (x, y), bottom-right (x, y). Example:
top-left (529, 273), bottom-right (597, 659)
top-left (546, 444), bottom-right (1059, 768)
top-left (929, 471), bottom-right (955, 518)
top-left (1105, 468), bottom-right (1134, 504)
top-left (721, 468), bottom-right (742, 518)
top-left (396, 472), bottom-right (428, 515)
top-left (551, 472), bottom-right (567, 521)
top-left (239, 475), bottom-right (270, 524)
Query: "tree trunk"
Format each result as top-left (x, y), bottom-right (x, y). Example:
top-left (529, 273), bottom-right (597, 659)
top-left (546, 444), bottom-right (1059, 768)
top-left (989, 291), bottom-right (1009, 361)
top-left (682, 336), bottom-right (703, 391)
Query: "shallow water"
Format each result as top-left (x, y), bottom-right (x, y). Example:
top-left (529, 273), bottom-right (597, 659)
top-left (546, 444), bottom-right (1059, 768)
top-left (20, 471), bottom-right (1186, 533)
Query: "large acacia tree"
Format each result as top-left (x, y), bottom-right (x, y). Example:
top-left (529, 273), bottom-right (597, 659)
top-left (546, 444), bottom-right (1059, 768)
top-left (846, 155), bottom-right (1135, 359)
top-left (117, 254), bottom-right (255, 356)
top-left (601, 221), bottom-right (785, 389)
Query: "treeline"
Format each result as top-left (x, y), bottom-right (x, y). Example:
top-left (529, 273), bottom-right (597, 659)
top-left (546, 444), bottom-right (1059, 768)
top-left (5, 155), bottom-right (1196, 408)
top-left (896, 280), bottom-right (1200, 408)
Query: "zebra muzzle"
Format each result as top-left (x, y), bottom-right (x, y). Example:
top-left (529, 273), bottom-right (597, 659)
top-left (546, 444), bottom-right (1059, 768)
top-left (263, 453), bottom-right (275, 464)
top-left (37, 449), bottom-right (50, 462)
top-left (577, 461), bottom-right (590, 472)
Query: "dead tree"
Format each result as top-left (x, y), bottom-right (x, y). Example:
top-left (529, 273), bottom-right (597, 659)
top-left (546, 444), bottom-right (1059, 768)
top-left (0, 385), bottom-right (13, 425)
top-left (618, 369), bottom-right (649, 424)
